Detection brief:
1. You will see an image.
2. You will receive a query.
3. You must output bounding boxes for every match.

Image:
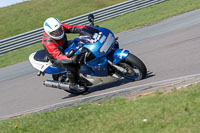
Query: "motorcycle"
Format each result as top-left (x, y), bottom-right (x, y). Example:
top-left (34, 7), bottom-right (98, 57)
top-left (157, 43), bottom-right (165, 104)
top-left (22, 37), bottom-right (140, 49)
top-left (29, 14), bottom-right (147, 95)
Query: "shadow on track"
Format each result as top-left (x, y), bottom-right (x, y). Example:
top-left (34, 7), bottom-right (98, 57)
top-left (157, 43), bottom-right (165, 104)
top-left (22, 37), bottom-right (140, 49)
top-left (62, 71), bottom-right (155, 99)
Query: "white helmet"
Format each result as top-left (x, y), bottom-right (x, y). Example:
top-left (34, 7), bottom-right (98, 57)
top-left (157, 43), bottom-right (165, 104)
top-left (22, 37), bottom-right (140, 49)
top-left (43, 17), bottom-right (64, 40)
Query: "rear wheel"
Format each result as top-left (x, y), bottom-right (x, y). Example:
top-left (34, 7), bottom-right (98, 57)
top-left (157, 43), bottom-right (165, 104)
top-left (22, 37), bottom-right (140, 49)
top-left (116, 54), bottom-right (147, 80)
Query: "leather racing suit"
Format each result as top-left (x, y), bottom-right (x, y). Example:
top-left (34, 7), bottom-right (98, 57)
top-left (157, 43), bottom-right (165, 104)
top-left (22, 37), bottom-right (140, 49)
top-left (42, 24), bottom-right (85, 84)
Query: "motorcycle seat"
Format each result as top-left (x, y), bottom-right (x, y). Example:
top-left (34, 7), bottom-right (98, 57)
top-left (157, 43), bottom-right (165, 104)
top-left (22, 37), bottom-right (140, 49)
top-left (34, 49), bottom-right (49, 62)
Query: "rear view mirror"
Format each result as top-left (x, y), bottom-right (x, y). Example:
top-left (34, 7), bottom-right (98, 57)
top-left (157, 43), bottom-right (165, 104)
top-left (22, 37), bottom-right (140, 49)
top-left (88, 14), bottom-right (94, 26)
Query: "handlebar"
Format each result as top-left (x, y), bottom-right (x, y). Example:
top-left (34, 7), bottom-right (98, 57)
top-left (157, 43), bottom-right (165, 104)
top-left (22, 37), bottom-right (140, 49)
top-left (66, 43), bottom-right (83, 58)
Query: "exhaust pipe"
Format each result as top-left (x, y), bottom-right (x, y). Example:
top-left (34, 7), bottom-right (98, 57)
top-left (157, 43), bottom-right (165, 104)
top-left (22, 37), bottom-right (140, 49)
top-left (43, 80), bottom-right (70, 90)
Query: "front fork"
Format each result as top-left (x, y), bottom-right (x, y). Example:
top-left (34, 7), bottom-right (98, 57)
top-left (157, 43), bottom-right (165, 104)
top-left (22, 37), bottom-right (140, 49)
top-left (108, 44), bottom-right (130, 73)
top-left (107, 60), bottom-right (127, 73)
top-left (110, 48), bottom-right (129, 64)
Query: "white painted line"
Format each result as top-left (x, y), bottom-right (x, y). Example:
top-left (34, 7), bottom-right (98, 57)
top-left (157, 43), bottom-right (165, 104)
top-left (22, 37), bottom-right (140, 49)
top-left (1, 73), bottom-right (200, 120)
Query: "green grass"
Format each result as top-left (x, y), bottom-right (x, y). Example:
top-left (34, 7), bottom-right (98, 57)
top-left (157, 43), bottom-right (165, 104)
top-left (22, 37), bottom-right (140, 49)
top-left (0, 83), bottom-right (200, 133)
top-left (98, 0), bottom-right (200, 34)
top-left (1, 0), bottom-right (200, 68)
top-left (0, 43), bottom-right (43, 67)
top-left (0, 0), bottom-right (126, 40)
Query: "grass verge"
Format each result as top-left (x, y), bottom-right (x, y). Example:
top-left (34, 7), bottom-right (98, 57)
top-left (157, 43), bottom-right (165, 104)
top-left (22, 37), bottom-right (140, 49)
top-left (1, 0), bottom-right (200, 68)
top-left (0, 0), bottom-right (126, 40)
top-left (0, 83), bottom-right (200, 133)
top-left (0, 43), bottom-right (42, 68)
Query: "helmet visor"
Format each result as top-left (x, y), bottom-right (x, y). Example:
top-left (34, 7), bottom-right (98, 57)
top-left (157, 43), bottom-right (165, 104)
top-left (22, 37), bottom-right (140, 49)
top-left (50, 26), bottom-right (63, 37)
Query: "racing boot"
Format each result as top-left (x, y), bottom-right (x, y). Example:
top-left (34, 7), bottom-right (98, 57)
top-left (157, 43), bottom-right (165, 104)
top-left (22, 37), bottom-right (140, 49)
top-left (67, 71), bottom-right (85, 91)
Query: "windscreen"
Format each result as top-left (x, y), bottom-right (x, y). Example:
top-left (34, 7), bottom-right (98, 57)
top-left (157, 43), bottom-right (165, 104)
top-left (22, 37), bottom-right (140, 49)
top-left (78, 27), bottom-right (101, 44)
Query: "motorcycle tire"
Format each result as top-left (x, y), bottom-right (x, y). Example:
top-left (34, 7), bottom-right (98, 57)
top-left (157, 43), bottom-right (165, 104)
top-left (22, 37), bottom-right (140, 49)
top-left (116, 53), bottom-right (147, 81)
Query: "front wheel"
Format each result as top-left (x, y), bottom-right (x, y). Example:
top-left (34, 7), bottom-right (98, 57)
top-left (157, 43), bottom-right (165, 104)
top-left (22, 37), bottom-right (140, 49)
top-left (116, 53), bottom-right (147, 80)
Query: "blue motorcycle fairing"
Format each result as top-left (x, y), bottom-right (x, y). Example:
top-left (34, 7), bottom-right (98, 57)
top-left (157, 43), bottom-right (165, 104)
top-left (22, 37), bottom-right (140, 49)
top-left (64, 38), bottom-right (83, 55)
top-left (44, 66), bottom-right (66, 74)
top-left (64, 26), bottom-right (116, 58)
top-left (79, 56), bottom-right (109, 76)
top-left (111, 49), bottom-right (129, 64)
top-left (80, 64), bottom-right (94, 75)
top-left (86, 56), bottom-right (109, 76)
top-left (42, 26), bottom-right (128, 76)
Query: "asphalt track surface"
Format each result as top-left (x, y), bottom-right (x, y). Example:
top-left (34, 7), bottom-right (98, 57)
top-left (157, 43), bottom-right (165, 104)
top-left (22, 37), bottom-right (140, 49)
top-left (1, 9), bottom-right (200, 119)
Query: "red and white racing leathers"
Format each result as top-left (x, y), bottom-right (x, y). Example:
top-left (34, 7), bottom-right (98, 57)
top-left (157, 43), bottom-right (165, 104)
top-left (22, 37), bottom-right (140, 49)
top-left (42, 24), bottom-right (85, 65)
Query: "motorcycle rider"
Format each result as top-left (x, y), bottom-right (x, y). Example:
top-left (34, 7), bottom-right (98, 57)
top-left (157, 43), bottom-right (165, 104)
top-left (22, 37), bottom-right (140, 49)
top-left (42, 17), bottom-right (85, 89)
